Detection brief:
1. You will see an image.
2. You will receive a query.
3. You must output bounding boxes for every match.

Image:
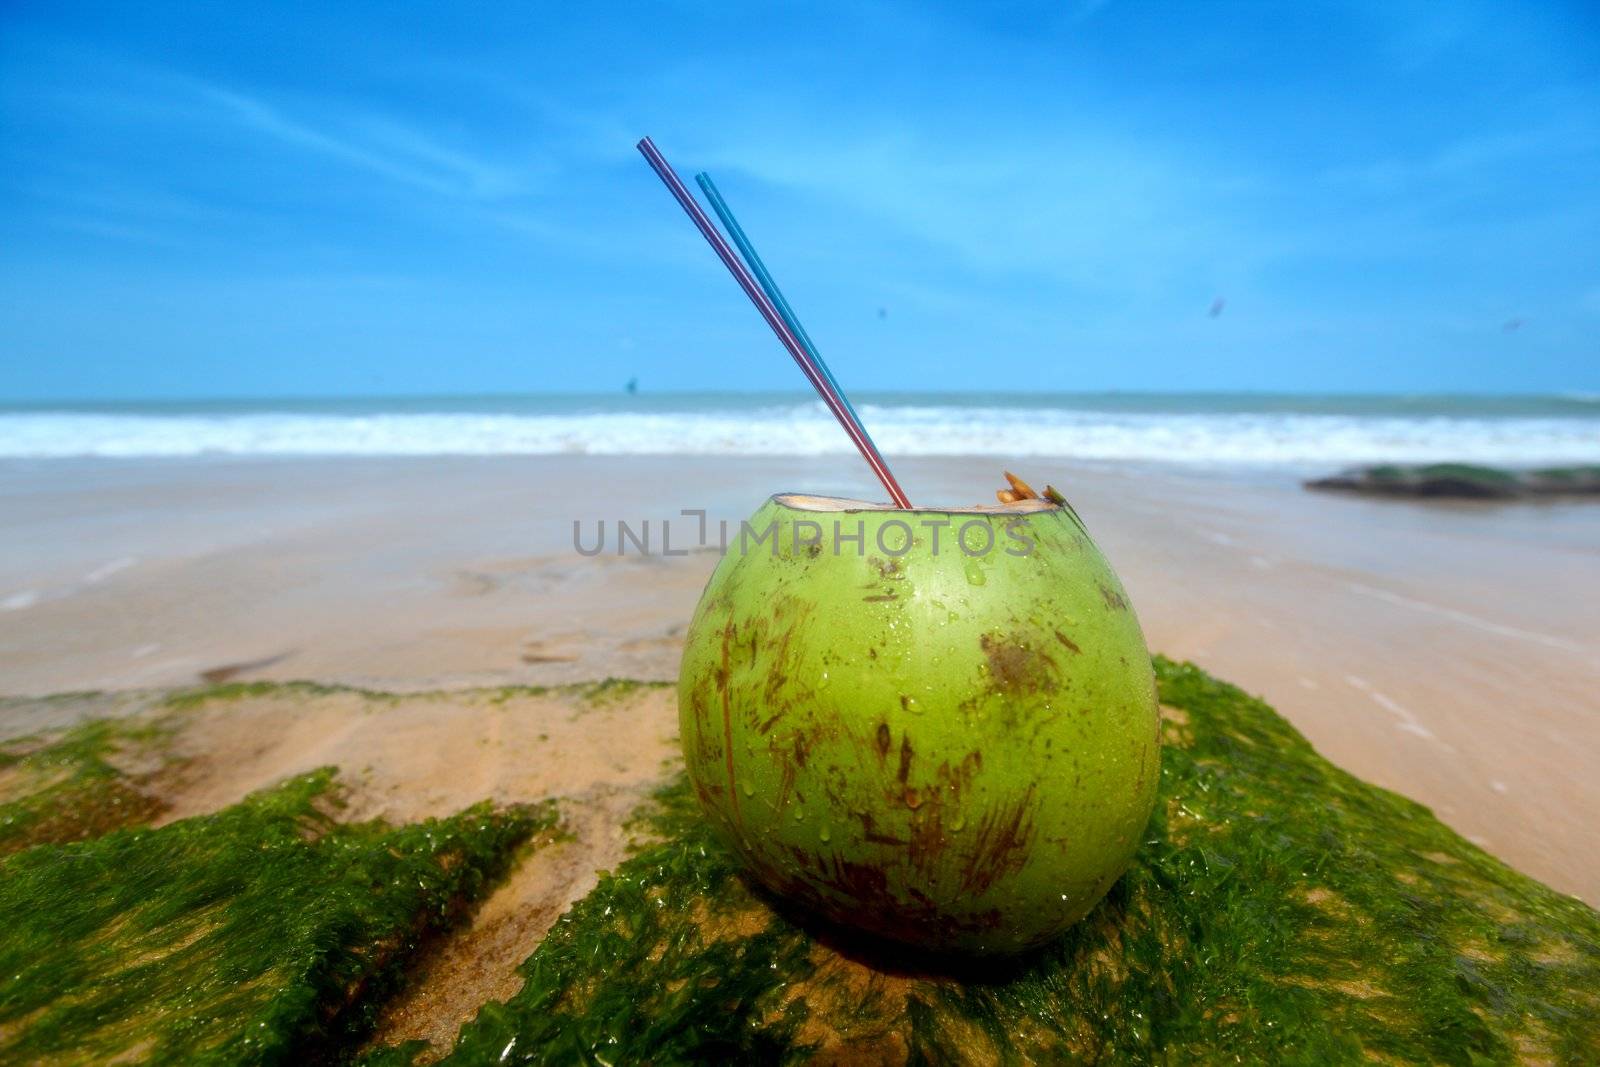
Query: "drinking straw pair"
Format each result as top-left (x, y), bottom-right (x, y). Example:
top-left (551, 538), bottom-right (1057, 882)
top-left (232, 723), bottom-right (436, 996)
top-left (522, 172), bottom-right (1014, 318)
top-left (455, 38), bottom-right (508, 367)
top-left (636, 137), bottom-right (912, 509)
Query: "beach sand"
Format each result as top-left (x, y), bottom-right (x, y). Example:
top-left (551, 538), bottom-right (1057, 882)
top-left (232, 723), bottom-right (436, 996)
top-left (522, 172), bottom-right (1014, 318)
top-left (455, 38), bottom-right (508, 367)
top-left (2, 454), bottom-right (1597, 909)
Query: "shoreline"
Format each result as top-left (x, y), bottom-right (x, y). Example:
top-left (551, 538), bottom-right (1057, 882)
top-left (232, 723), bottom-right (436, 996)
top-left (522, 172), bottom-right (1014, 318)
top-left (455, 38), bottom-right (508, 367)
top-left (2, 453), bottom-right (1597, 906)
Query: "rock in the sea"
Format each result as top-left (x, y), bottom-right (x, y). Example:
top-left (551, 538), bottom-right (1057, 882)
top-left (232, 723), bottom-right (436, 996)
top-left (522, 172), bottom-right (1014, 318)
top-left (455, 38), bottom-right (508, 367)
top-left (1306, 463), bottom-right (1600, 500)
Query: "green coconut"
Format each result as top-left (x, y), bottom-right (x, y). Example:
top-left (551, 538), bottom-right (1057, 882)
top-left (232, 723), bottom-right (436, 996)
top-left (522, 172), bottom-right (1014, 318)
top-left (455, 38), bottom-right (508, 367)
top-left (678, 492), bottom-right (1160, 954)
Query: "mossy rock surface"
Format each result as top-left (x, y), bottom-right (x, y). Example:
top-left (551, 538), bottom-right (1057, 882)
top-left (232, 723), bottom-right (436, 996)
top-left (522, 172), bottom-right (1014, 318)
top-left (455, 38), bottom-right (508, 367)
top-left (3, 667), bottom-right (1598, 1065)
top-left (431, 658), bottom-right (1600, 1065)
top-left (0, 763), bottom-right (553, 1065)
top-left (0, 716), bottom-right (171, 855)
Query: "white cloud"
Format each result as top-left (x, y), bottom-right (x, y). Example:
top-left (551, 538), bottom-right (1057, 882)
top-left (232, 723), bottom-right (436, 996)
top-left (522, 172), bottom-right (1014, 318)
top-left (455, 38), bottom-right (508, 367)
top-left (191, 81), bottom-right (533, 201)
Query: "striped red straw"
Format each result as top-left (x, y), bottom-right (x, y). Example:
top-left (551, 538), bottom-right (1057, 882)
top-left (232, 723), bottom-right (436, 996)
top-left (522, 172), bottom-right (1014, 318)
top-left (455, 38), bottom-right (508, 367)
top-left (636, 136), bottom-right (912, 509)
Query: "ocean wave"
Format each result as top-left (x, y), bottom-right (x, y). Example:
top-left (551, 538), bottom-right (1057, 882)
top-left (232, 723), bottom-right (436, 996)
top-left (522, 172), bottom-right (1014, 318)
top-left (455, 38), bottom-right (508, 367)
top-left (1, 405), bottom-right (1597, 465)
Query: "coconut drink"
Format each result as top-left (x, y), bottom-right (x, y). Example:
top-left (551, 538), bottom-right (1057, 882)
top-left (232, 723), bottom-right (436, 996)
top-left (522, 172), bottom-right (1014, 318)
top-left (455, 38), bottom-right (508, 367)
top-left (678, 489), bottom-right (1159, 954)
top-left (638, 139), bottom-right (1159, 953)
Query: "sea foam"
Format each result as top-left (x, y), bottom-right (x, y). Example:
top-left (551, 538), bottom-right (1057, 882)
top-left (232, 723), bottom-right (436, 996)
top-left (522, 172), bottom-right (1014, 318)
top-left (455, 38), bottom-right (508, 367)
top-left (0, 402), bottom-right (1596, 465)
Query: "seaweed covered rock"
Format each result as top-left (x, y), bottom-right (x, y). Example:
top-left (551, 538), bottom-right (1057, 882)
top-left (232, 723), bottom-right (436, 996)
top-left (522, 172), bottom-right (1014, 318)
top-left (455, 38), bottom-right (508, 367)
top-left (1306, 463), bottom-right (1600, 500)
top-left (0, 768), bottom-right (553, 1064)
top-left (0, 716), bottom-right (171, 855)
top-left (437, 658), bottom-right (1600, 1066)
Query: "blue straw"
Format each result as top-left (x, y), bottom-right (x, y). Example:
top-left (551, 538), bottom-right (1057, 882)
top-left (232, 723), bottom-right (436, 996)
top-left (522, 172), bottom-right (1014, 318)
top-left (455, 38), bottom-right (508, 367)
top-left (638, 139), bottom-right (910, 506)
top-left (695, 172), bottom-right (876, 454)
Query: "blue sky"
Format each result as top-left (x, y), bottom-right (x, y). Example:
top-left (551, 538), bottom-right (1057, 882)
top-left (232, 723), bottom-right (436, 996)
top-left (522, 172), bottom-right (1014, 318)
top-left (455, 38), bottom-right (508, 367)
top-left (2, 1), bottom-right (1597, 400)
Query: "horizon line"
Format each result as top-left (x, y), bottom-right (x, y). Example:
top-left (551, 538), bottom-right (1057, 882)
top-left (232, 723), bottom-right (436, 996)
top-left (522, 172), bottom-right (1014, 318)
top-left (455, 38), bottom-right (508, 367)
top-left (4, 386), bottom-right (1598, 408)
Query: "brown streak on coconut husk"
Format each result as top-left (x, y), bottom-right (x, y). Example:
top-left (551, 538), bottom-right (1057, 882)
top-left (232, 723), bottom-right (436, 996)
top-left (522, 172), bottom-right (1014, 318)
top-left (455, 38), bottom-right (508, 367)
top-left (979, 634), bottom-right (1059, 696)
top-left (960, 785), bottom-right (1039, 895)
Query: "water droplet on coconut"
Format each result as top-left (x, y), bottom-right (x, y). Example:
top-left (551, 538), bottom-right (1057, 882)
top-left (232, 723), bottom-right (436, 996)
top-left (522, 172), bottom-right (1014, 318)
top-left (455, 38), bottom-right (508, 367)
top-left (963, 559), bottom-right (986, 586)
top-left (793, 808), bottom-right (804, 822)
top-left (949, 813), bottom-right (967, 831)
top-left (741, 781), bottom-right (755, 797)
top-left (819, 826), bottom-right (831, 843)
top-left (903, 695), bottom-right (921, 714)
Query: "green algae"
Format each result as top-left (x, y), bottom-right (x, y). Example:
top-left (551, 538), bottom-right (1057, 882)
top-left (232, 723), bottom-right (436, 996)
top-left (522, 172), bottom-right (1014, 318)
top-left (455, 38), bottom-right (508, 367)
top-left (0, 769), bottom-right (554, 1065)
top-left (426, 658), bottom-right (1600, 1065)
top-left (1535, 466), bottom-right (1595, 482)
top-left (158, 678), bottom-right (670, 713)
top-left (161, 680), bottom-right (402, 713)
top-left (572, 677), bottom-right (672, 707)
top-left (484, 685), bottom-right (552, 705)
top-left (1367, 463), bottom-right (1519, 485)
top-left (0, 717), bottom-right (172, 855)
top-left (7, 670), bottom-right (1598, 1064)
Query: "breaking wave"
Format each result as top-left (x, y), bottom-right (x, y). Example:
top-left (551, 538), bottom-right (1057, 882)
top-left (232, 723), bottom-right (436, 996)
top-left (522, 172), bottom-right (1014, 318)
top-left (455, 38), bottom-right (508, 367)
top-left (2, 397), bottom-right (1596, 466)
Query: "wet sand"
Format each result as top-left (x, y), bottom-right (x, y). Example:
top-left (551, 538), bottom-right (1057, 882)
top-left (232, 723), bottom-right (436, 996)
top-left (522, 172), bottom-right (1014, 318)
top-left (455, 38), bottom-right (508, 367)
top-left (1, 454), bottom-right (1597, 904)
